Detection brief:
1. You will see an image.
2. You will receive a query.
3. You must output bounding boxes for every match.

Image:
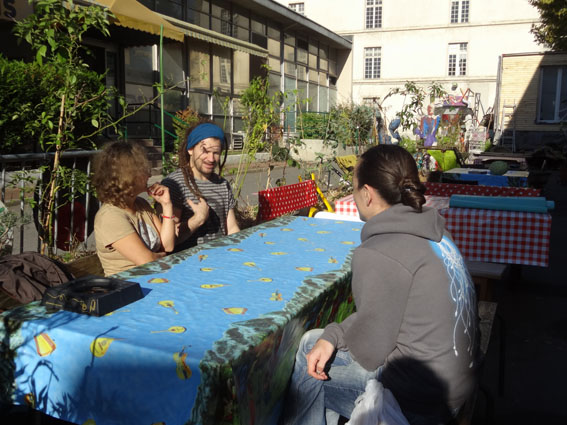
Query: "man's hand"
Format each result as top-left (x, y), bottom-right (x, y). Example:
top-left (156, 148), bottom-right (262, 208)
top-left (187, 197), bottom-right (209, 228)
top-left (306, 339), bottom-right (335, 380)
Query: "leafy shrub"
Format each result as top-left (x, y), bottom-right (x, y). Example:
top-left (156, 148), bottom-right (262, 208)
top-left (326, 102), bottom-right (374, 147)
top-left (298, 112), bottom-right (329, 139)
top-left (399, 136), bottom-right (418, 154)
top-left (0, 54), bottom-right (108, 153)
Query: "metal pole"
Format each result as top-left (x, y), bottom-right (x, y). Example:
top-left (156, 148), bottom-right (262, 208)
top-left (160, 25), bottom-right (165, 174)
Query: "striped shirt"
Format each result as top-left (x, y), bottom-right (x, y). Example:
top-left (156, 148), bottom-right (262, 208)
top-left (162, 169), bottom-right (236, 251)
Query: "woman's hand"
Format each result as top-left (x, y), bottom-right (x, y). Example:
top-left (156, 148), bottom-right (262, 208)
top-left (148, 184), bottom-right (175, 252)
top-left (306, 339), bottom-right (335, 380)
top-left (147, 183), bottom-right (172, 207)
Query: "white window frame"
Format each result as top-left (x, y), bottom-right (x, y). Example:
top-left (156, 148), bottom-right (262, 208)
top-left (450, 0), bottom-right (469, 24)
top-left (537, 66), bottom-right (567, 123)
top-left (365, 0), bottom-right (382, 29)
top-left (289, 2), bottom-right (304, 15)
top-left (220, 57), bottom-right (230, 85)
top-left (364, 47), bottom-right (381, 79)
top-left (448, 43), bottom-right (467, 76)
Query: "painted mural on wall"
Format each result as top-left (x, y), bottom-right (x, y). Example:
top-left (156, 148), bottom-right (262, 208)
top-left (415, 104), bottom-right (441, 147)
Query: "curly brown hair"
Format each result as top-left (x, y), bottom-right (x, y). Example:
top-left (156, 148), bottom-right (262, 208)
top-left (177, 118), bottom-right (229, 200)
top-left (92, 141), bottom-right (150, 208)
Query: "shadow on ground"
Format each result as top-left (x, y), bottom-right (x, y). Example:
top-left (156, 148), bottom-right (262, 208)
top-left (475, 169), bottom-right (567, 425)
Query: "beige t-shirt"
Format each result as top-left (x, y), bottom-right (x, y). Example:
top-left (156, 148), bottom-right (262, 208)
top-left (94, 198), bottom-right (161, 276)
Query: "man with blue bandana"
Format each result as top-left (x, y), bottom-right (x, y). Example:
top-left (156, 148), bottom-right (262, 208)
top-left (161, 121), bottom-right (240, 251)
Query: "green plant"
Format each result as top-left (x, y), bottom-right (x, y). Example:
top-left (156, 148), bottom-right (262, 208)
top-left (399, 136), bottom-right (418, 154)
top-left (298, 112), bottom-right (329, 139)
top-left (162, 106), bottom-right (200, 174)
top-left (10, 0), bottom-right (114, 255)
top-left (327, 102), bottom-right (374, 148)
top-left (0, 202), bottom-right (31, 256)
top-left (233, 67), bottom-right (285, 195)
top-left (436, 134), bottom-right (459, 150)
top-left (5, 1), bottom-right (183, 255)
top-left (397, 81), bottom-right (447, 133)
top-left (0, 205), bottom-right (17, 256)
top-left (529, 0), bottom-right (567, 51)
top-left (0, 56), bottom-right (107, 153)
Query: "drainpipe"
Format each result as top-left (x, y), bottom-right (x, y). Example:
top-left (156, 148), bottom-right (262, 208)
top-left (494, 55), bottom-right (503, 137)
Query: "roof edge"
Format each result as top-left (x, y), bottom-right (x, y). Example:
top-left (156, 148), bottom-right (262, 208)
top-left (251, 0), bottom-right (352, 49)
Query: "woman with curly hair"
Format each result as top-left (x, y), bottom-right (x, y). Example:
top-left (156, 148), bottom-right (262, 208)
top-left (161, 120), bottom-right (240, 252)
top-left (93, 141), bottom-right (175, 276)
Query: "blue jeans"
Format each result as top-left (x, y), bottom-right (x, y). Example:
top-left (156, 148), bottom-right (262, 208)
top-left (280, 329), bottom-right (382, 425)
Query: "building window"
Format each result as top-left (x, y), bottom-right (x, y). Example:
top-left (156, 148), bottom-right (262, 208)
top-left (451, 0), bottom-right (469, 24)
top-left (538, 66), bottom-right (567, 122)
top-left (448, 43), bottom-right (467, 76)
top-left (289, 2), bottom-right (304, 15)
top-left (364, 47), bottom-right (381, 79)
top-left (365, 0), bottom-right (382, 29)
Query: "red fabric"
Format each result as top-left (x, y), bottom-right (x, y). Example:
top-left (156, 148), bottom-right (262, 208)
top-left (423, 182), bottom-right (541, 197)
top-left (333, 193), bottom-right (551, 266)
top-left (258, 180), bottom-right (318, 221)
top-left (55, 201), bottom-right (86, 251)
top-left (442, 208), bottom-right (551, 267)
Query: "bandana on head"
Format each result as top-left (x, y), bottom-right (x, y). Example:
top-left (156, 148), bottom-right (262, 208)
top-left (186, 123), bottom-right (226, 150)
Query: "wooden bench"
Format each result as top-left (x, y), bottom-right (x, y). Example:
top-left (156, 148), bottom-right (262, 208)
top-left (66, 254), bottom-right (104, 278)
top-left (466, 260), bottom-right (510, 301)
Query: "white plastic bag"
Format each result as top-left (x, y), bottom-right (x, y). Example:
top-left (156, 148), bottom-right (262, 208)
top-left (346, 379), bottom-right (410, 425)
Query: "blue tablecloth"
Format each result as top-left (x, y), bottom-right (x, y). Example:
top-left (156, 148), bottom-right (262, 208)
top-left (442, 169), bottom-right (529, 187)
top-left (0, 216), bottom-right (360, 425)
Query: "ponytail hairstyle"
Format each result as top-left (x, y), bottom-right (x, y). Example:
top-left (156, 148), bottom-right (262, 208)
top-left (177, 119), bottom-right (229, 200)
top-left (356, 145), bottom-right (426, 212)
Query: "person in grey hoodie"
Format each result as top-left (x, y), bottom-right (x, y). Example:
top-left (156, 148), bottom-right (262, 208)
top-left (281, 145), bottom-right (479, 425)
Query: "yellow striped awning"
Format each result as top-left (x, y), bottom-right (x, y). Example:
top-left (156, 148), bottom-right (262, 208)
top-left (94, 0), bottom-right (184, 42)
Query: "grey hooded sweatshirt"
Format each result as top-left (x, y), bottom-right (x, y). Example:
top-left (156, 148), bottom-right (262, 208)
top-left (321, 203), bottom-right (479, 416)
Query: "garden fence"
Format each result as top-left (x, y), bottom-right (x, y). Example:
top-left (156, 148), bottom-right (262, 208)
top-left (0, 150), bottom-right (99, 256)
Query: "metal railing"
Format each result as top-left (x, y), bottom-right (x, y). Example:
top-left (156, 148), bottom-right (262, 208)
top-left (0, 150), bottom-right (99, 255)
top-left (124, 102), bottom-right (176, 146)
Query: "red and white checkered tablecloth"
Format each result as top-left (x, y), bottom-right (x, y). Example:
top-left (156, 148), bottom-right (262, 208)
top-left (334, 195), bottom-right (450, 216)
top-left (334, 194), bottom-right (359, 217)
top-left (443, 208), bottom-right (551, 267)
top-left (333, 194), bottom-right (552, 266)
top-left (424, 196), bottom-right (450, 210)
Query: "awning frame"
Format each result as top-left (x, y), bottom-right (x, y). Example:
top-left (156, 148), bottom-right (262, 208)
top-left (159, 13), bottom-right (268, 58)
